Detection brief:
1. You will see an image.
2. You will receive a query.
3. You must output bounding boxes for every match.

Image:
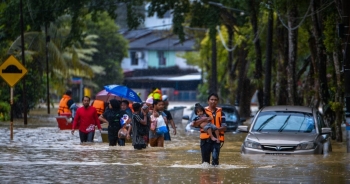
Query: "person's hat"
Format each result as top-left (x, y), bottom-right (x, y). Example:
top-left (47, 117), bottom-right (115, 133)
top-left (145, 97), bottom-right (153, 104)
top-left (162, 95), bottom-right (168, 101)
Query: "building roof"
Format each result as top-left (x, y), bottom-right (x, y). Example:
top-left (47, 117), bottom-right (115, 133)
top-left (125, 73), bottom-right (201, 81)
top-left (121, 29), bottom-right (195, 51)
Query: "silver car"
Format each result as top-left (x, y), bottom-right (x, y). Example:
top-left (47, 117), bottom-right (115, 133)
top-left (238, 106), bottom-right (332, 155)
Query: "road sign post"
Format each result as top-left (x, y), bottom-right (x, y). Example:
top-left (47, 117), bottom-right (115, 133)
top-left (0, 55), bottom-right (28, 140)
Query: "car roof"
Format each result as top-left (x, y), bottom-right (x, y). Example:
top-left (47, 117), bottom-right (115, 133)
top-left (260, 105), bottom-right (314, 113)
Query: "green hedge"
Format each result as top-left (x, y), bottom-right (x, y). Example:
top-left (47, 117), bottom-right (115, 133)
top-left (0, 102), bottom-right (10, 121)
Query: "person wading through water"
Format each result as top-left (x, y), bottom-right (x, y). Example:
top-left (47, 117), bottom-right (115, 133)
top-left (192, 93), bottom-right (226, 166)
top-left (72, 96), bottom-right (102, 143)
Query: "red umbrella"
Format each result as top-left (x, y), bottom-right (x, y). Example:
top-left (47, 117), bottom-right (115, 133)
top-left (95, 89), bottom-right (122, 102)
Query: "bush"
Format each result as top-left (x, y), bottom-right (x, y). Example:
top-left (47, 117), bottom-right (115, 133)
top-left (0, 101), bottom-right (10, 121)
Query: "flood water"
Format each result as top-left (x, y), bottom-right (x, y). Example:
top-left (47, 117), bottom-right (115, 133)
top-left (1, 110), bottom-right (350, 183)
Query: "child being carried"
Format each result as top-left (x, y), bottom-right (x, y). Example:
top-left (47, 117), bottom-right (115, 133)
top-left (191, 103), bottom-right (220, 143)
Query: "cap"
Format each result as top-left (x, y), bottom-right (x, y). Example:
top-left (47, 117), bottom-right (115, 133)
top-left (146, 97), bottom-right (153, 104)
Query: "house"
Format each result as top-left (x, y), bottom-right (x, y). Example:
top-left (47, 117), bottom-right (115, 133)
top-left (120, 29), bottom-right (201, 101)
top-left (121, 29), bottom-right (198, 71)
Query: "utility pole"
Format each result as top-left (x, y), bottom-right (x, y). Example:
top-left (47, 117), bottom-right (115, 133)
top-left (343, 0), bottom-right (350, 91)
top-left (45, 25), bottom-right (50, 114)
top-left (20, 0), bottom-right (27, 125)
top-left (341, 0), bottom-right (350, 153)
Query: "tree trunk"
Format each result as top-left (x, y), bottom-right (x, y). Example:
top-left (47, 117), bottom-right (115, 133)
top-left (248, 0), bottom-right (263, 109)
top-left (287, 5), bottom-right (298, 105)
top-left (275, 17), bottom-right (288, 105)
top-left (264, 8), bottom-right (273, 106)
top-left (209, 28), bottom-right (217, 94)
top-left (226, 24), bottom-right (236, 104)
top-left (237, 42), bottom-right (252, 118)
top-left (333, 51), bottom-right (344, 142)
top-left (311, 0), bottom-right (335, 139)
top-left (307, 33), bottom-right (320, 108)
top-left (311, 0), bottom-right (330, 105)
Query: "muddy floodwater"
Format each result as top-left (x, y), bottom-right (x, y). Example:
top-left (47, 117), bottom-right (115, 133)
top-left (1, 110), bottom-right (350, 183)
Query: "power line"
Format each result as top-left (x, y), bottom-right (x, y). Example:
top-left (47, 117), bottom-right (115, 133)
top-left (216, 26), bottom-right (237, 52)
top-left (275, 0), bottom-right (312, 31)
top-left (274, 1), bottom-right (335, 31)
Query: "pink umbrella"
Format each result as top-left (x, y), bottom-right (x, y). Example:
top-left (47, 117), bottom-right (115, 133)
top-left (95, 89), bottom-right (122, 102)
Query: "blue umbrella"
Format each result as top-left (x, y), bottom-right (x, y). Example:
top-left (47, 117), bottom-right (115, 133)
top-left (104, 84), bottom-right (142, 102)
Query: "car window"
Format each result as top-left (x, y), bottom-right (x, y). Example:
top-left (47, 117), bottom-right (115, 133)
top-left (222, 107), bottom-right (238, 122)
top-left (252, 111), bottom-right (316, 133)
top-left (190, 106), bottom-right (238, 122)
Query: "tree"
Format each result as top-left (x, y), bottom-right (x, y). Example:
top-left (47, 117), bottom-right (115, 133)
top-left (0, 0), bottom-right (144, 116)
top-left (85, 12), bottom-right (129, 90)
top-left (263, 3), bottom-right (273, 106)
top-left (8, 15), bottom-right (97, 93)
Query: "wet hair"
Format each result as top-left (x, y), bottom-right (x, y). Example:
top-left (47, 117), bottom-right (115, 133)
top-left (153, 100), bottom-right (165, 111)
top-left (153, 99), bottom-right (163, 107)
top-left (82, 96), bottom-right (90, 101)
top-left (121, 100), bottom-right (129, 106)
top-left (207, 93), bottom-right (219, 101)
top-left (65, 90), bottom-right (72, 96)
top-left (194, 103), bottom-right (206, 116)
top-left (132, 102), bottom-right (142, 112)
top-left (109, 99), bottom-right (121, 111)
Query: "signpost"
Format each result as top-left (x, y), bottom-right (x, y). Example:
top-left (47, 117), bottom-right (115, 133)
top-left (0, 55), bottom-right (28, 140)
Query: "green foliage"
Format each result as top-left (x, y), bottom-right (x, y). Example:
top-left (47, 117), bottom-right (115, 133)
top-left (148, 0), bottom-right (190, 41)
top-left (329, 101), bottom-right (342, 112)
top-left (196, 83), bottom-right (209, 103)
top-left (0, 0), bottom-right (139, 115)
top-left (0, 101), bottom-right (10, 121)
top-left (84, 12), bottom-right (129, 90)
top-left (198, 25), bottom-right (246, 100)
top-left (324, 13), bottom-right (340, 53)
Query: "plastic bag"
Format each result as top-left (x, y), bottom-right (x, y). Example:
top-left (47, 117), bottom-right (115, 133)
top-left (156, 126), bottom-right (168, 134)
top-left (155, 114), bottom-right (168, 134)
top-left (118, 127), bottom-right (128, 138)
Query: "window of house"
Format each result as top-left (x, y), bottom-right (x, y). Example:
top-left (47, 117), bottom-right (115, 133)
top-left (130, 51), bottom-right (139, 65)
top-left (158, 51), bottom-right (166, 66)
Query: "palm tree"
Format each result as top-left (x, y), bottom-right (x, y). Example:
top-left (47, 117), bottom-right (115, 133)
top-left (7, 14), bottom-right (99, 94)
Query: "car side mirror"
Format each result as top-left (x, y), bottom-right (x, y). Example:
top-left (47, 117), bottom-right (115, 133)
top-left (182, 115), bottom-right (189, 120)
top-left (321, 127), bottom-right (331, 134)
top-left (238, 125), bottom-right (249, 132)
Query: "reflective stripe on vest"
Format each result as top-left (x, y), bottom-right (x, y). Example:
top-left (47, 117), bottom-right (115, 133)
top-left (199, 107), bottom-right (224, 142)
top-left (92, 100), bottom-right (105, 115)
top-left (57, 95), bottom-right (71, 114)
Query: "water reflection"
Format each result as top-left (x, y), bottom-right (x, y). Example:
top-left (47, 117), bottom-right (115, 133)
top-left (0, 118), bottom-right (350, 183)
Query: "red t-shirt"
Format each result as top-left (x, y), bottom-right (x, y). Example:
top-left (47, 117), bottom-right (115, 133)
top-left (72, 106), bottom-right (101, 133)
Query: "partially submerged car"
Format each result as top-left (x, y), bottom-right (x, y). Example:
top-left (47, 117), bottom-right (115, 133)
top-left (183, 104), bottom-right (245, 132)
top-left (238, 105), bottom-right (332, 155)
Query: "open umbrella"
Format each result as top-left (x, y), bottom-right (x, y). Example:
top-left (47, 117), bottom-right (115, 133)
top-left (95, 89), bottom-right (121, 102)
top-left (104, 84), bottom-right (142, 103)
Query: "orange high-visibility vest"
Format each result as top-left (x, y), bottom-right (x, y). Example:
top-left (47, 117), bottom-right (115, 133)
top-left (92, 100), bottom-right (105, 115)
top-left (57, 95), bottom-right (71, 115)
top-left (200, 107), bottom-right (225, 142)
